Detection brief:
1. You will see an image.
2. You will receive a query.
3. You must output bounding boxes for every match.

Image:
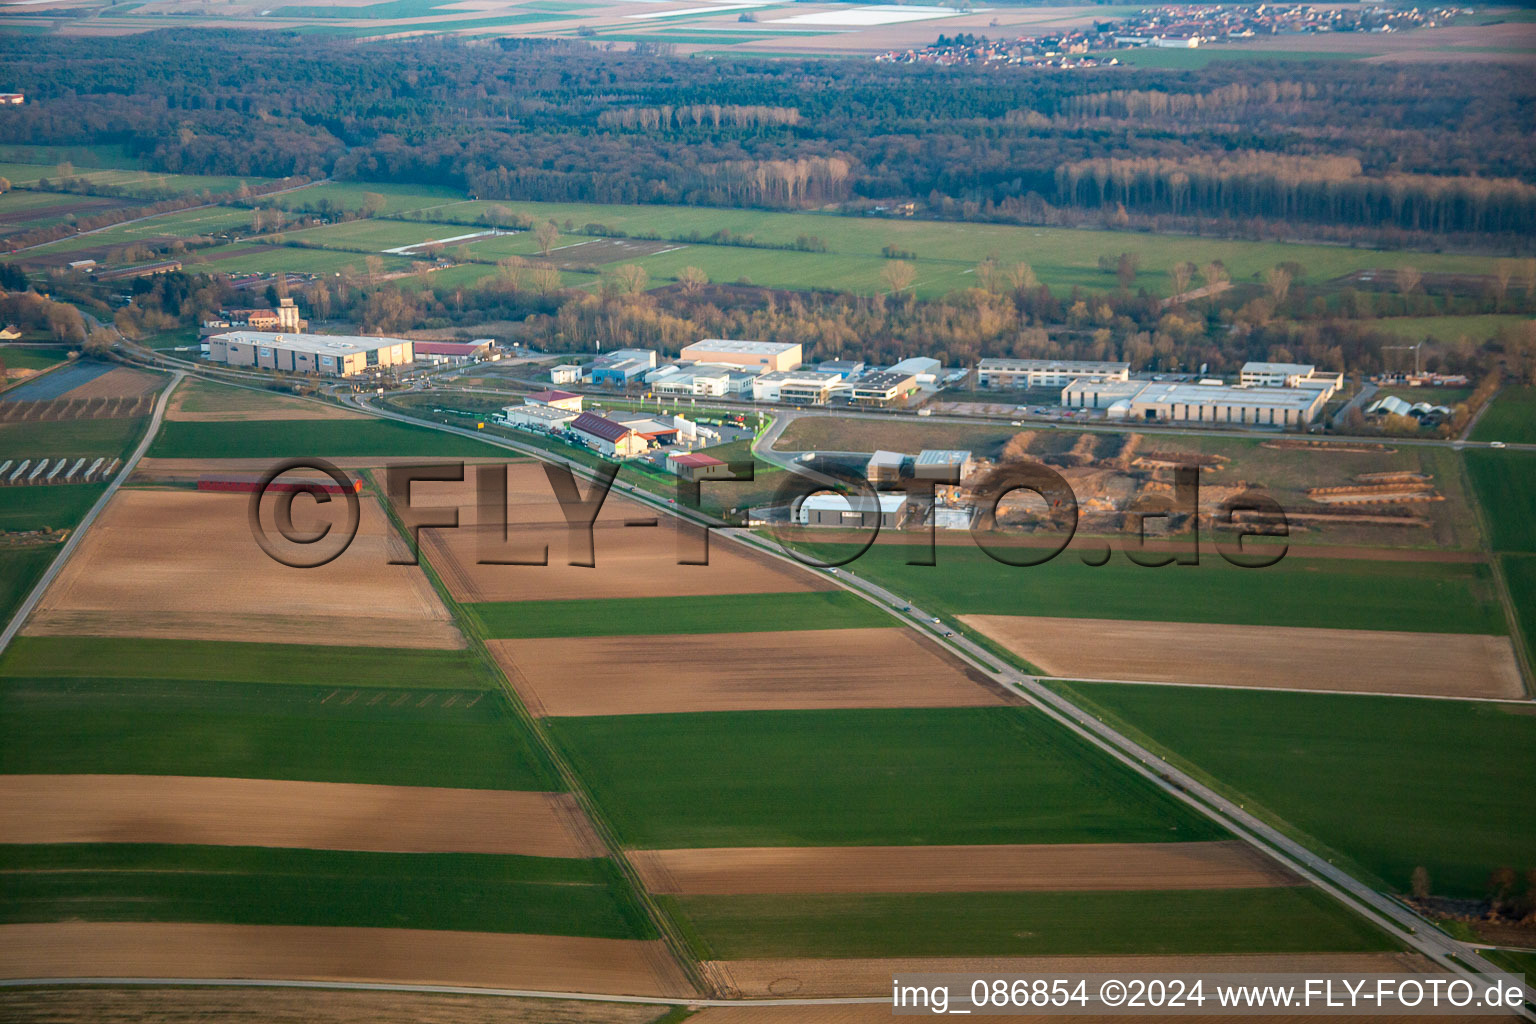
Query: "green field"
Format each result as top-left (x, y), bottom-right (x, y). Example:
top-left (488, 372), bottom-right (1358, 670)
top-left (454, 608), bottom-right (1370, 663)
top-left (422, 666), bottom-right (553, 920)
top-left (0, 190), bottom-right (129, 234)
top-left (266, 181), bottom-right (465, 216)
top-left (466, 590), bottom-right (891, 639)
top-left (0, 546), bottom-right (57, 632)
top-left (1465, 449), bottom-right (1536, 553)
top-left (147, 418), bottom-right (508, 459)
top-left (1500, 554), bottom-right (1536, 669)
top-left (0, 675), bottom-right (558, 790)
top-left (663, 887), bottom-right (1393, 959)
top-left (1369, 315), bottom-right (1534, 345)
top-left (1471, 387), bottom-right (1536, 444)
top-left (0, 635), bottom-right (492, 689)
top-left (0, 844), bottom-right (651, 939)
top-left (547, 707), bottom-right (1226, 849)
top-left (0, 483), bottom-right (104, 532)
top-left (0, 417), bottom-right (147, 460)
top-left (793, 543), bottom-right (1506, 635)
top-left (25, 207), bottom-right (257, 255)
top-left (0, 346), bottom-right (71, 371)
top-left (181, 244), bottom-right (410, 278)
top-left (1048, 683), bottom-right (1536, 898)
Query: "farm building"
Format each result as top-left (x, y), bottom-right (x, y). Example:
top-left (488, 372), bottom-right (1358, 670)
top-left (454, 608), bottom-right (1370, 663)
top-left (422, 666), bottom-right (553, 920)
top-left (525, 389), bottom-right (584, 412)
top-left (570, 412), bottom-right (647, 458)
top-left (666, 451), bottom-right (735, 481)
top-left (681, 339), bottom-right (802, 373)
top-left (205, 331), bottom-right (413, 377)
top-left (497, 404), bottom-right (577, 432)
top-left (849, 371), bottom-right (919, 407)
top-left (866, 449), bottom-right (906, 484)
top-left (550, 364), bottom-right (583, 385)
top-left (915, 449), bottom-right (974, 481)
top-left (977, 358), bottom-right (1130, 389)
top-left (797, 492), bottom-right (908, 529)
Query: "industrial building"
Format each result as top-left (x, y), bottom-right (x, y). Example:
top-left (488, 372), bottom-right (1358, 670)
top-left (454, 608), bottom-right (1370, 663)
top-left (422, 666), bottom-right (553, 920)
top-left (205, 330), bottom-right (413, 376)
top-left (666, 451), bottom-right (735, 480)
top-left (550, 364), bottom-right (583, 385)
top-left (680, 339), bottom-right (802, 373)
top-left (651, 368), bottom-right (732, 398)
top-left (889, 356), bottom-right (942, 383)
top-left (497, 404), bottom-right (578, 432)
top-left (977, 358), bottom-right (1130, 389)
top-left (915, 449), bottom-right (974, 481)
top-left (1062, 379), bottom-right (1326, 426)
top-left (816, 360), bottom-right (866, 379)
top-left (569, 412), bottom-right (647, 458)
top-left (797, 492), bottom-right (908, 529)
top-left (590, 348), bottom-right (657, 386)
top-left (866, 449), bottom-right (906, 484)
top-left (751, 370), bottom-right (844, 405)
top-left (414, 338), bottom-right (495, 363)
top-left (525, 389), bottom-right (584, 412)
top-left (850, 371), bottom-right (919, 406)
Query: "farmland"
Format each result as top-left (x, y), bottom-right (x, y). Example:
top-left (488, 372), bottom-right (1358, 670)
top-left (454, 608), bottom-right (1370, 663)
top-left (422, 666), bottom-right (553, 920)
top-left (1047, 682), bottom-right (1536, 898)
top-left (146, 417), bottom-right (508, 459)
top-left (0, 484), bottom-right (105, 533)
top-left (794, 543), bottom-right (1507, 635)
top-left (546, 707), bottom-right (1226, 849)
top-left (0, 843), bottom-right (651, 938)
top-left (0, 549), bottom-right (56, 636)
top-left (1502, 554), bottom-right (1536, 668)
top-left (466, 590), bottom-right (891, 638)
top-left (662, 887), bottom-right (1394, 959)
top-left (1465, 449), bottom-right (1536, 553)
top-left (1472, 387), bottom-right (1536, 444)
top-left (0, 417), bottom-right (148, 461)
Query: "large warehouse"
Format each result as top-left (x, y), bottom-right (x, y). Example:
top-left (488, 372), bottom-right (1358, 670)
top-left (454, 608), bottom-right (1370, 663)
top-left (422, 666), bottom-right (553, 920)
top-left (680, 339), bottom-right (803, 372)
top-left (205, 331), bottom-right (413, 376)
top-left (978, 358), bottom-right (1130, 389)
top-left (1062, 378), bottom-right (1327, 426)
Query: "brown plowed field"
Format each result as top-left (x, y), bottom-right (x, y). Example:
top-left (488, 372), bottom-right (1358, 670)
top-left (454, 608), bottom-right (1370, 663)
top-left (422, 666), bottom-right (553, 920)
top-left (629, 840), bottom-right (1299, 895)
top-left (0, 775), bottom-right (602, 858)
top-left (403, 465), bottom-right (823, 602)
top-left (135, 456), bottom-right (515, 478)
top-left (0, 923), bottom-right (695, 998)
top-left (490, 627), bottom-right (1005, 717)
top-left (709, 953), bottom-right (1434, 998)
top-left (61, 366), bottom-right (164, 401)
top-left (23, 488), bottom-right (463, 649)
top-left (0, 988), bottom-right (671, 1024)
top-left (961, 615), bottom-right (1525, 700)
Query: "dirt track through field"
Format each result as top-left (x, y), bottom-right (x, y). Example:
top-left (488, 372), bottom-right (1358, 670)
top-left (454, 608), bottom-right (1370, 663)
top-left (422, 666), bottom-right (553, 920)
top-left (23, 488), bottom-right (463, 649)
top-left (491, 628), bottom-right (1006, 717)
top-left (961, 615), bottom-right (1526, 699)
top-left (708, 953), bottom-right (1434, 999)
top-left (0, 775), bottom-right (602, 858)
top-left (629, 841), bottom-right (1299, 895)
top-left (404, 465), bottom-right (825, 602)
top-left (0, 923), bottom-right (694, 998)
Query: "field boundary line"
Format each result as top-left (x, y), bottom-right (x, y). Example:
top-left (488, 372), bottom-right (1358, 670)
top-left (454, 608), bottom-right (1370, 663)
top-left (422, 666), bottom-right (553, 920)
top-left (1037, 674), bottom-right (1535, 705)
top-left (0, 367), bottom-right (182, 656)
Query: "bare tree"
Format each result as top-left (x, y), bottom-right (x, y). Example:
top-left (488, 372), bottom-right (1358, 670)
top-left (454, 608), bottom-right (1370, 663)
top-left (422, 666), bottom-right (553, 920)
top-left (1200, 261), bottom-right (1229, 291)
top-left (612, 263), bottom-right (648, 295)
top-left (1396, 265), bottom-right (1422, 296)
top-left (530, 265), bottom-right (562, 297)
top-left (882, 260), bottom-right (916, 295)
top-left (364, 254), bottom-right (385, 286)
top-left (677, 266), bottom-right (707, 294)
top-left (1007, 261), bottom-right (1037, 292)
top-left (535, 220), bottom-right (560, 257)
top-left (1265, 266), bottom-right (1292, 305)
top-left (1410, 866), bottom-right (1431, 901)
top-left (361, 192), bottom-right (386, 217)
top-left (1169, 261), bottom-right (1195, 303)
top-left (497, 255), bottom-right (526, 291)
top-left (975, 257), bottom-right (1001, 293)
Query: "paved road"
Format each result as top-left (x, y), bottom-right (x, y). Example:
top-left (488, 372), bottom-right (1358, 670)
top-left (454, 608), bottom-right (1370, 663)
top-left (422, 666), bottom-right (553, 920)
top-left (0, 368), bottom-right (183, 657)
top-left (1331, 381), bottom-right (1378, 430)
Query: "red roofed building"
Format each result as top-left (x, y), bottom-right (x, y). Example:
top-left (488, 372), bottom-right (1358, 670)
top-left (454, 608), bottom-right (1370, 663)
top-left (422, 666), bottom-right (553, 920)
top-left (666, 451), bottom-right (732, 481)
top-left (569, 412), bottom-right (646, 459)
top-left (525, 389), bottom-right (584, 412)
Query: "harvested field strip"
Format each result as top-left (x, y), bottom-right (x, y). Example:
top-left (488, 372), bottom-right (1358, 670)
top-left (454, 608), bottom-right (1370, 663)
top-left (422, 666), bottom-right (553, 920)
top-left (1048, 682), bottom-right (1536, 899)
top-left (961, 615), bottom-right (1525, 700)
top-left (467, 590), bottom-right (891, 638)
top-left (494, 628), bottom-right (1004, 717)
top-left (1465, 449), bottom-right (1536, 553)
top-left (547, 708), bottom-right (1226, 849)
top-left (705, 952), bottom-right (1432, 999)
top-left (0, 775), bottom-right (601, 857)
top-left (0, 922), bottom-right (695, 997)
top-left (0, 677), bottom-right (560, 791)
top-left (662, 888), bottom-right (1395, 960)
top-left (630, 841), bottom-right (1299, 895)
top-left (0, 843), bottom-right (652, 939)
top-left (0, 988), bottom-right (675, 1024)
top-left (0, 636), bottom-right (492, 689)
top-left (808, 544), bottom-right (1507, 635)
top-left (147, 418), bottom-right (508, 459)
top-left (24, 489), bottom-right (463, 650)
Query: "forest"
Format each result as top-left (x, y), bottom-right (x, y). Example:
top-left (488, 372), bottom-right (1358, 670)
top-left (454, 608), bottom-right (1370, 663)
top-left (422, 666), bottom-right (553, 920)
top-left (1, 32), bottom-right (1533, 248)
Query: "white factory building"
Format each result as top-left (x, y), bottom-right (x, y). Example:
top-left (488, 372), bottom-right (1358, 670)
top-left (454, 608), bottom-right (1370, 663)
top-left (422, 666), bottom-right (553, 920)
top-left (1062, 379), bottom-right (1327, 427)
top-left (680, 339), bottom-right (802, 372)
top-left (751, 370), bottom-right (846, 405)
top-left (1240, 362), bottom-right (1344, 397)
top-left (977, 358), bottom-right (1131, 389)
top-left (205, 330), bottom-right (413, 376)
